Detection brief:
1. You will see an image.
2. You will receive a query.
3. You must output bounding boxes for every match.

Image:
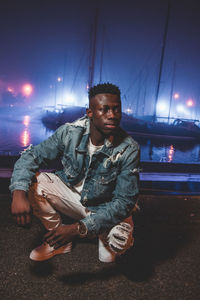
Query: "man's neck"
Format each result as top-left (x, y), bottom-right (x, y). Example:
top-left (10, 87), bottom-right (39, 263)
top-left (90, 134), bottom-right (114, 146)
top-left (89, 123), bottom-right (115, 146)
top-left (90, 135), bottom-right (105, 146)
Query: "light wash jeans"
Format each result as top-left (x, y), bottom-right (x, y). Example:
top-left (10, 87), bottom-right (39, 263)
top-left (28, 172), bottom-right (134, 262)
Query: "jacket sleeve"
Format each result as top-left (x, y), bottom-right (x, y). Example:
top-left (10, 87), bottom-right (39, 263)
top-left (81, 144), bottom-right (140, 236)
top-left (9, 124), bottom-right (68, 193)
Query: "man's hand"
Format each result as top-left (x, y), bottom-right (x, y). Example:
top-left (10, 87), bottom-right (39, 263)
top-left (44, 224), bottom-right (79, 249)
top-left (11, 190), bottom-right (31, 226)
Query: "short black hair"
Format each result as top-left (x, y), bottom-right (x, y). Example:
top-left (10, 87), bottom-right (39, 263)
top-left (88, 82), bottom-right (121, 100)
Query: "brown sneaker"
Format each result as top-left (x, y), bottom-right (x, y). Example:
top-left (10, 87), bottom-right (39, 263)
top-left (29, 242), bottom-right (72, 261)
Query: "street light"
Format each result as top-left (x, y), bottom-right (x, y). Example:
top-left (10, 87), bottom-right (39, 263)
top-left (173, 93), bottom-right (180, 99)
top-left (22, 83), bottom-right (33, 97)
top-left (186, 99), bottom-right (194, 107)
top-left (156, 101), bottom-right (168, 116)
top-left (125, 108), bottom-right (132, 115)
top-left (7, 87), bottom-right (14, 93)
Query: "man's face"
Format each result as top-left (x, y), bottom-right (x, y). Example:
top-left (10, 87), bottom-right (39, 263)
top-left (87, 93), bottom-right (122, 139)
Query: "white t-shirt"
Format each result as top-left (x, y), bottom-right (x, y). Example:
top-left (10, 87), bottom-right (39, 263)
top-left (73, 138), bottom-right (103, 195)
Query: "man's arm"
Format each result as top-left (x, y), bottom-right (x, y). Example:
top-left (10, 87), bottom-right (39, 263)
top-left (10, 124), bottom-right (68, 224)
top-left (9, 124), bottom-right (68, 194)
top-left (11, 190), bottom-right (31, 225)
top-left (44, 221), bottom-right (87, 247)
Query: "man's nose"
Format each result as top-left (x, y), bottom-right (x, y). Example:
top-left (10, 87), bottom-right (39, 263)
top-left (107, 109), bottom-right (115, 118)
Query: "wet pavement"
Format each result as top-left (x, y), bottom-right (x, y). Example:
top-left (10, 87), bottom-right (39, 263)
top-left (1, 185), bottom-right (200, 300)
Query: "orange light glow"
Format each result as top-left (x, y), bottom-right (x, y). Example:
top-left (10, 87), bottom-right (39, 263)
top-left (21, 129), bottom-right (30, 147)
top-left (186, 99), bottom-right (194, 107)
top-left (22, 83), bottom-right (33, 97)
top-left (168, 145), bottom-right (174, 162)
top-left (23, 115), bottom-right (30, 127)
top-left (126, 108), bottom-right (132, 114)
top-left (173, 93), bottom-right (180, 99)
top-left (7, 87), bottom-right (14, 93)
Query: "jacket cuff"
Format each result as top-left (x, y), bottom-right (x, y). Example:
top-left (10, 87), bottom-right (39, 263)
top-left (81, 215), bottom-right (98, 238)
top-left (9, 182), bottom-right (29, 194)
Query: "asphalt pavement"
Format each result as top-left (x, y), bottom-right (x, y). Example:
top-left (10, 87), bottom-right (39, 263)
top-left (1, 184), bottom-right (200, 300)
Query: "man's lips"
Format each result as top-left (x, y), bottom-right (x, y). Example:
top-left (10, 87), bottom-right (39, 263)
top-left (104, 123), bottom-right (118, 129)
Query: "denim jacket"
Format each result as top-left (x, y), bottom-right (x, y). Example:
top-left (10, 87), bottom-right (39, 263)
top-left (10, 116), bottom-right (140, 236)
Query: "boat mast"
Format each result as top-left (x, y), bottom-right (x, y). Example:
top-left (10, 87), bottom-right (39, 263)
top-left (99, 25), bottom-right (105, 83)
top-left (153, 2), bottom-right (171, 122)
top-left (88, 9), bottom-right (98, 88)
top-left (136, 73), bottom-right (142, 116)
top-left (168, 61), bottom-right (176, 123)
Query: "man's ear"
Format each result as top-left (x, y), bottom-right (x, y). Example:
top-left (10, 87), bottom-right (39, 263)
top-left (86, 108), bottom-right (93, 120)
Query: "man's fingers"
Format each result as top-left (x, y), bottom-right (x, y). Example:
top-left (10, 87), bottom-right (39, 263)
top-left (44, 229), bottom-right (56, 240)
top-left (46, 232), bottom-right (60, 244)
top-left (53, 240), bottom-right (66, 249)
top-left (16, 215), bottom-right (21, 225)
top-left (14, 213), bottom-right (31, 226)
top-left (48, 235), bottom-right (62, 246)
top-left (51, 236), bottom-right (69, 249)
top-left (25, 213), bottom-right (31, 224)
top-left (45, 230), bottom-right (66, 247)
top-left (20, 215), bottom-right (25, 226)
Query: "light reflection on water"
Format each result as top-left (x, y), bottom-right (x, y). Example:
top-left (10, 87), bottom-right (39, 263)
top-left (0, 111), bottom-right (52, 155)
top-left (168, 145), bottom-right (174, 162)
top-left (21, 128), bottom-right (30, 147)
top-left (0, 111), bottom-right (200, 164)
top-left (20, 115), bottom-right (31, 147)
top-left (23, 115), bottom-right (30, 127)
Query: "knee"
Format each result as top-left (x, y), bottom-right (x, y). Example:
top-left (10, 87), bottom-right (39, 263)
top-left (107, 222), bottom-right (134, 254)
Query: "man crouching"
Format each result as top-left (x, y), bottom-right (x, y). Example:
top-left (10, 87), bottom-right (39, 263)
top-left (10, 83), bottom-right (140, 263)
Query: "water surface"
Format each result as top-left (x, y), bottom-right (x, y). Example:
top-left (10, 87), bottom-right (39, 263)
top-left (0, 111), bottom-right (200, 164)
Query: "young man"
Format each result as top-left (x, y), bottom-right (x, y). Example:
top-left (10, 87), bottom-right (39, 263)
top-left (10, 83), bottom-right (140, 263)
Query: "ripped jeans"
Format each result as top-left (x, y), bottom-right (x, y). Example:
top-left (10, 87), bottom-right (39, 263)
top-left (28, 172), bottom-right (134, 262)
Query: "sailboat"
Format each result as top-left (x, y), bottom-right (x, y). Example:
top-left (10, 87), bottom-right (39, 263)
top-left (41, 4), bottom-right (200, 141)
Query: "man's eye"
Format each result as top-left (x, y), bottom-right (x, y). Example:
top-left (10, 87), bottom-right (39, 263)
top-left (100, 108), bottom-right (108, 113)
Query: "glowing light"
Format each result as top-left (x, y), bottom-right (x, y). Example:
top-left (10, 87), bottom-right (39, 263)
top-left (156, 101), bottom-right (168, 114)
top-left (23, 115), bottom-right (30, 127)
top-left (21, 129), bottom-right (30, 147)
top-left (7, 87), bottom-right (14, 93)
top-left (176, 104), bottom-right (185, 113)
top-left (86, 83), bottom-right (89, 90)
top-left (168, 145), bottom-right (174, 162)
top-left (186, 99), bottom-right (194, 107)
top-left (125, 108), bottom-right (132, 114)
top-left (64, 93), bottom-right (76, 105)
top-left (22, 84), bottom-right (33, 97)
top-left (57, 77), bottom-right (62, 82)
top-left (173, 93), bottom-right (180, 99)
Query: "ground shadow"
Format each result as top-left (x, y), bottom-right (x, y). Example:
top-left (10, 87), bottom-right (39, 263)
top-left (58, 196), bottom-right (198, 284)
top-left (1, 194), bottom-right (198, 283)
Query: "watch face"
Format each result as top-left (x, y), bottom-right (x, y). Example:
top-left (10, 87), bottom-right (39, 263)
top-left (79, 222), bottom-right (87, 237)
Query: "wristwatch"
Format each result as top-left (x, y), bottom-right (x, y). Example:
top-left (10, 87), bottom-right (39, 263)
top-left (77, 221), bottom-right (88, 238)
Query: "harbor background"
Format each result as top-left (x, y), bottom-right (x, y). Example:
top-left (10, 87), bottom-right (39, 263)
top-left (1, 110), bottom-right (200, 164)
top-left (1, 0), bottom-right (200, 298)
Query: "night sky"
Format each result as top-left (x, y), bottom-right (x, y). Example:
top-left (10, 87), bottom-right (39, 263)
top-left (0, 0), bottom-right (200, 120)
